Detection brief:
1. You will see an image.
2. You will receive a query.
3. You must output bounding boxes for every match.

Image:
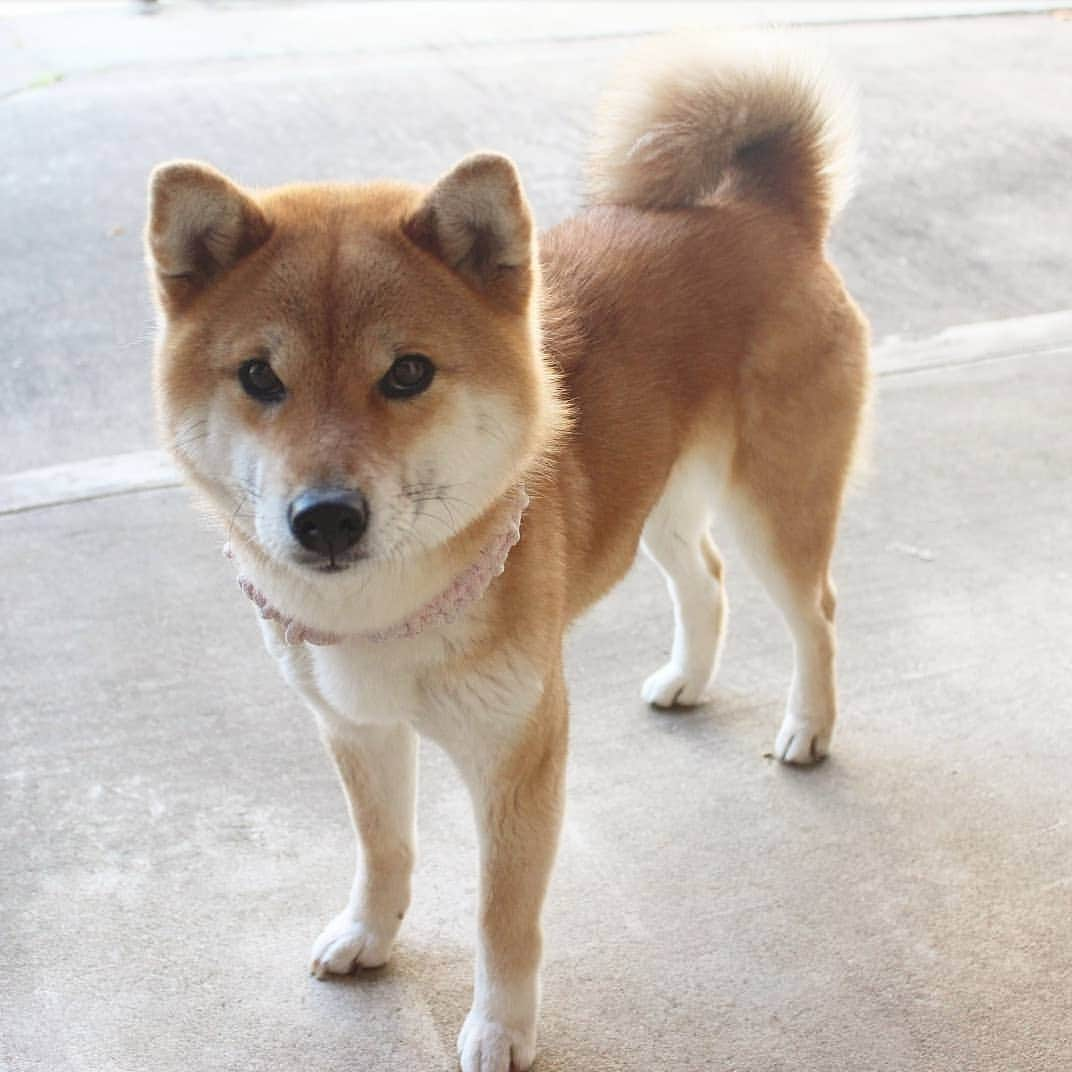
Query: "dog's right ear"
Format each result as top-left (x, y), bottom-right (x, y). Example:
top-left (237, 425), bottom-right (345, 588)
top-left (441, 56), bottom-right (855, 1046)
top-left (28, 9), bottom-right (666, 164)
top-left (146, 161), bottom-right (270, 310)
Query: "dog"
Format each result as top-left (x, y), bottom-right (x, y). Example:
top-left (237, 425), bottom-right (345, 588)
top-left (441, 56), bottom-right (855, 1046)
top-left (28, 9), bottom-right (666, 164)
top-left (146, 32), bottom-right (870, 1072)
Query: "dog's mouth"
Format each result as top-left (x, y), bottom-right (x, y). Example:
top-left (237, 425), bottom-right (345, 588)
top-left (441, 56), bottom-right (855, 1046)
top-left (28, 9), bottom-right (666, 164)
top-left (312, 560), bottom-right (356, 575)
top-left (291, 549), bottom-right (368, 575)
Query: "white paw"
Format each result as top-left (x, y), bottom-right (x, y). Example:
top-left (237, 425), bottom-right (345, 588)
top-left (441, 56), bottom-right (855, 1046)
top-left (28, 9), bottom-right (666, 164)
top-left (457, 1009), bottom-right (536, 1072)
top-left (774, 716), bottom-right (832, 765)
top-left (309, 912), bottom-right (397, 978)
top-left (642, 662), bottom-right (711, 708)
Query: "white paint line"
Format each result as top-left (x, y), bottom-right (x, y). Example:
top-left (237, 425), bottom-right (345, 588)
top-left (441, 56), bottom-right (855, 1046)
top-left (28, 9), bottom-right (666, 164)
top-left (2, 309), bottom-right (1070, 517)
top-left (0, 449), bottom-right (180, 516)
top-left (872, 309), bottom-right (1072, 375)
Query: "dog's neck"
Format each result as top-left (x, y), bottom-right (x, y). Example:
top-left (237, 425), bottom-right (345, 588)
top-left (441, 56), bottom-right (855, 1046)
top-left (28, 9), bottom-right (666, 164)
top-left (229, 485), bottom-right (529, 646)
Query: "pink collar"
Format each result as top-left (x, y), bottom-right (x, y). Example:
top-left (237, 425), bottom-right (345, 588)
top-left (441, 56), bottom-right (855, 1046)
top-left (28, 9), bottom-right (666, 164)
top-left (230, 487), bottom-right (528, 646)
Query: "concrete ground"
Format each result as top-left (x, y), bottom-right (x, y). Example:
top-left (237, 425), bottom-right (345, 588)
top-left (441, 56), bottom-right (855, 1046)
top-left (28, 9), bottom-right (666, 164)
top-left (2, 3), bottom-right (1070, 1071)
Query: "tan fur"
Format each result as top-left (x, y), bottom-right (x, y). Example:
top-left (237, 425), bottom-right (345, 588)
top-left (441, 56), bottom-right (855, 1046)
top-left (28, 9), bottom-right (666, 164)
top-left (147, 33), bottom-right (870, 1072)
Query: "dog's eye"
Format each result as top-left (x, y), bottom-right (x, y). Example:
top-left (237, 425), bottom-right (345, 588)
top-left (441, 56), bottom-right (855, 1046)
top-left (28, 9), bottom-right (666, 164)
top-left (238, 358), bottom-right (286, 403)
top-left (380, 354), bottom-right (435, 400)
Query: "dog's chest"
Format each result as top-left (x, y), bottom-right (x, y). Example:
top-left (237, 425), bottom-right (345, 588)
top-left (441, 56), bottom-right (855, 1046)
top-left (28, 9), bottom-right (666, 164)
top-left (261, 620), bottom-right (543, 754)
top-left (263, 623), bottom-right (423, 725)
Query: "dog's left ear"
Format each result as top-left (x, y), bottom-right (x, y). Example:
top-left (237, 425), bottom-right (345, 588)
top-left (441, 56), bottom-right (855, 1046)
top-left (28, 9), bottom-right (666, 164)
top-left (404, 153), bottom-right (534, 309)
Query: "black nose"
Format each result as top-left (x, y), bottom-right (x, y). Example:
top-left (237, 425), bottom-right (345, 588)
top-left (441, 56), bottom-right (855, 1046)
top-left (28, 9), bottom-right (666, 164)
top-left (288, 489), bottom-right (369, 560)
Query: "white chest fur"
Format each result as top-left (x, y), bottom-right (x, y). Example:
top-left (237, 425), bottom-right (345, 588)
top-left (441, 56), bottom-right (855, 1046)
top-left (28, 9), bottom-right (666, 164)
top-left (258, 617), bottom-right (544, 760)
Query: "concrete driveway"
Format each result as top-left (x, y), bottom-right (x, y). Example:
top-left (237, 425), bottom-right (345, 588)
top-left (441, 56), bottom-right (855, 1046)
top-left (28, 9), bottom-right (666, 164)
top-left (2, 4), bottom-right (1070, 1071)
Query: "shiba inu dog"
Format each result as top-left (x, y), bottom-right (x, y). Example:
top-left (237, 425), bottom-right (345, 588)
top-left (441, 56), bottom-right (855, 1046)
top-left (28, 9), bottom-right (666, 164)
top-left (147, 33), bottom-right (869, 1072)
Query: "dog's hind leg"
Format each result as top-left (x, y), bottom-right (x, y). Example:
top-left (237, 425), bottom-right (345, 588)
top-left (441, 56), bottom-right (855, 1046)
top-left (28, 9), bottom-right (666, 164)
top-left (727, 386), bottom-right (859, 764)
top-left (728, 483), bottom-right (841, 765)
top-left (310, 721), bottom-right (418, 976)
top-left (640, 453), bottom-right (728, 708)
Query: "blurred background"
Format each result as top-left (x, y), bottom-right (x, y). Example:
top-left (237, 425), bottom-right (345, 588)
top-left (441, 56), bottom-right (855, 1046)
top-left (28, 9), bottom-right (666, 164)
top-left (2, 4), bottom-right (1070, 1072)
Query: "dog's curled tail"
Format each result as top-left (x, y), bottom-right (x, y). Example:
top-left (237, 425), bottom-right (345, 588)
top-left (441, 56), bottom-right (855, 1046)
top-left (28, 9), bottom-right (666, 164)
top-left (587, 32), bottom-right (856, 243)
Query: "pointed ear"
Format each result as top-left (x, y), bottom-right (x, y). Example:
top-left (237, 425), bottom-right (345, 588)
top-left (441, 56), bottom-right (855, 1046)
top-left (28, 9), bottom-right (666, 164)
top-left (145, 161), bottom-right (270, 308)
top-left (403, 153), bottom-right (534, 308)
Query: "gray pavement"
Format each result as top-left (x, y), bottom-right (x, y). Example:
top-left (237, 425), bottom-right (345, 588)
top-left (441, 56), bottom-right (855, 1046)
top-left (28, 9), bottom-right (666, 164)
top-left (2, 3), bottom-right (1072, 1071)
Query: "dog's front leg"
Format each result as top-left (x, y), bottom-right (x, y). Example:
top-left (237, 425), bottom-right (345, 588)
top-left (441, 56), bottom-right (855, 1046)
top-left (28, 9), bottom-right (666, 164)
top-left (452, 671), bottom-right (567, 1072)
top-left (310, 721), bottom-right (418, 977)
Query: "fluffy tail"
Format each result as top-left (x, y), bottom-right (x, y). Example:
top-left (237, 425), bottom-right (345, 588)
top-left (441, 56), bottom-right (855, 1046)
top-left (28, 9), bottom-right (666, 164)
top-left (587, 32), bottom-right (856, 242)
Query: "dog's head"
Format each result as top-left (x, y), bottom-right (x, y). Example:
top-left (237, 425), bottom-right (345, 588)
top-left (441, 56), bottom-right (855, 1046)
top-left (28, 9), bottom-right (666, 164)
top-left (147, 155), bottom-right (561, 592)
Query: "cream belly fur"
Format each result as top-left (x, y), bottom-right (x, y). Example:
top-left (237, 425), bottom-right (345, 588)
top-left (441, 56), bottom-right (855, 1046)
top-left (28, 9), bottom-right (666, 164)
top-left (147, 31), bottom-right (870, 1072)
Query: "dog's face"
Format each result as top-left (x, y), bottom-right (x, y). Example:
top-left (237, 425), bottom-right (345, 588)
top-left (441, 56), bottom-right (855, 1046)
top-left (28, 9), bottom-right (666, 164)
top-left (148, 156), bottom-right (557, 580)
